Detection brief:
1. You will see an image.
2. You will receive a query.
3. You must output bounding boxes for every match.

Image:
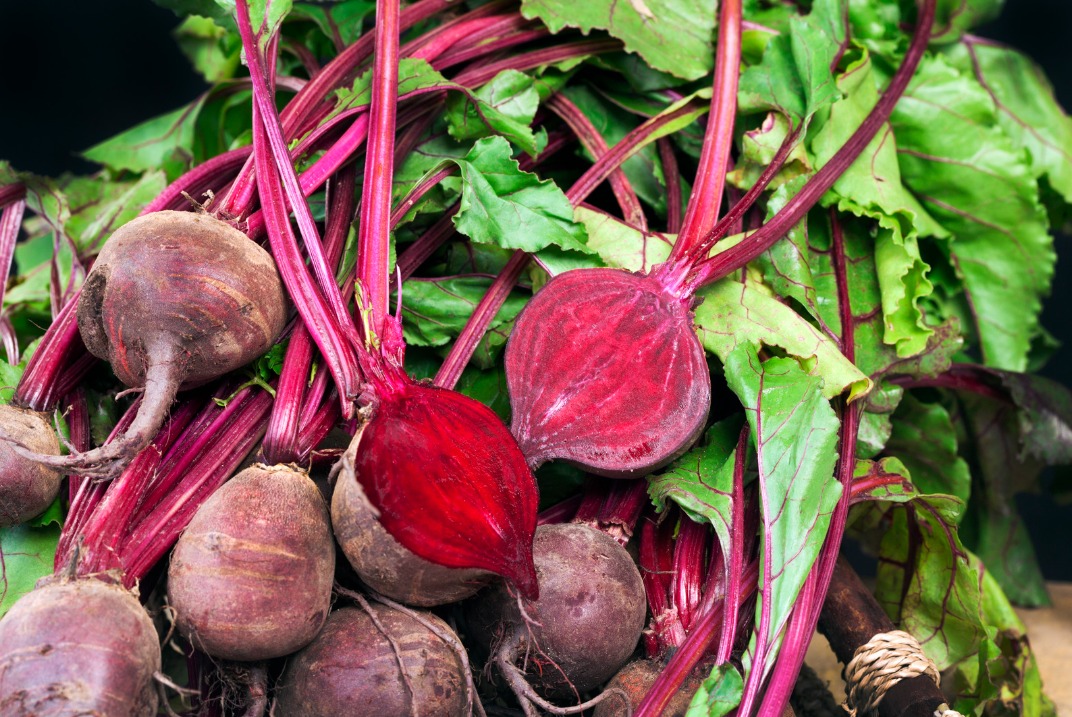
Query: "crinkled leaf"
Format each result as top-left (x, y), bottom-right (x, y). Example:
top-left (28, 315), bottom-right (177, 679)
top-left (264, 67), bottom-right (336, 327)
top-left (396, 276), bottom-right (529, 350)
top-left (726, 112), bottom-right (812, 193)
top-left (960, 393), bottom-right (1050, 607)
top-left (890, 54), bottom-right (1054, 371)
top-left (649, 417), bottom-right (744, 552)
top-left (810, 47), bottom-right (945, 357)
top-left (446, 136), bottom-right (590, 254)
top-left (574, 205), bottom-right (673, 273)
top-left (0, 499), bottom-right (63, 619)
top-left (174, 15), bottom-right (242, 83)
top-left (445, 70), bottom-right (542, 156)
top-left (873, 488), bottom-right (985, 670)
top-left (685, 663), bottom-right (744, 717)
top-left (519, 0), bottom-right (716, 81)
top-left (737, 0), bottom-right (845, 128)
top-left (944, 40), bottom-right (1072, 208)
top-left (724, 344), bottom-right (841, 669)
top-left (694, 279), bottom-right (871, 401)
top-left (886, 394), bottom-right (970, 502)
top-left (83, 100), bottom-right (207, 181)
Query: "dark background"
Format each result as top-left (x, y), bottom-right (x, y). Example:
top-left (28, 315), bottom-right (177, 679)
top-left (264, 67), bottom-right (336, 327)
top-left (1, 2), bottom-right (1070, 579)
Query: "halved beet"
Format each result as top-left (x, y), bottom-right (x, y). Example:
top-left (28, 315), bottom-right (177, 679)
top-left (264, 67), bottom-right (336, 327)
top-left (505, 269), bottom-right (710, 478)
top-left (0, 577), bottom-right (161, 716)
top-left (336, 380), bottom-right (539, 598)
top-left (331, 470), bottom-right (495, 606)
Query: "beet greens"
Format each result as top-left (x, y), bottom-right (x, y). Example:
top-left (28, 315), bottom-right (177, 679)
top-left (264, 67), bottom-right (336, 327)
top-left (1, 0), bottom-right (1072, 715)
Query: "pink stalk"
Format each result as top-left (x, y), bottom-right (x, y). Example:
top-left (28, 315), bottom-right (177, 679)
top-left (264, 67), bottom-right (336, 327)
top-left (0, 194), bottom-right (25, 308)
top-left (453, 39), bottom-right (622, 88)
top-left (14, 299), bottom-right (96, 411)
top-left (657, 138), bottom-right (683, 233)
top-left (547, 93), bottom-right (646, 229)
top-left (141, 147), bottom-right (252, 215)
top-left (715, 423), bottom-right (749, 663)
top-left (668, 0), bottom-right (741, 260)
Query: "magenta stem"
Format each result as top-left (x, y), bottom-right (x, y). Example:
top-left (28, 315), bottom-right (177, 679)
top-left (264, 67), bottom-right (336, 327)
top-left (658, 138), bottom-right (683, 233)
top-left (669, 0), bottom-right (741, 260)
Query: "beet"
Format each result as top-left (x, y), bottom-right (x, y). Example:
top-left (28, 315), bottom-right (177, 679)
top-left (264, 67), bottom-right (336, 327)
top-left (167, 463), bottom-right (334, 661)
top-left (467, 523), bottom-right (647, 701)
top-left (505, 269), bottom-right (710, 478)
top-left (331, 470), bottom-right (494, 606)
top-left (274, 604), bottom-right (468, 716)
top-left (0, 576), bottom-right (160, 716)
top-left (336, 378), bottom-right (539, 598)
top-left (0, 405), bottom-right (62, 527)
top-left (10, 210), bottom-right (287, 477)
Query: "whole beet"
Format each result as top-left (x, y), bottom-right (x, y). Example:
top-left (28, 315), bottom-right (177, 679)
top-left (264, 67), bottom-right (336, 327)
top-left (467, 523), bottom-right (647, 700)
top-left (274, 605), bottom-right (468, 716)
top-left (9, 210), bottom-right (287, 478)
top-left (592, 659), bottom-right (706, 717)
top-left (0, 577), bottom-right (160, 716)
top-left (0, 405), bottom-right (62, 527)
top-left (167, 464), bottom-right (334, 661)
top-left (331, 460), bottom-right (494, 606)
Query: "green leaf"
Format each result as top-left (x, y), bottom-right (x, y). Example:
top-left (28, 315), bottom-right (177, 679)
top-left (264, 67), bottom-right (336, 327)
top-left (890, 54), bottom-right (1055, 371)
top-left (989, 370), bottom-right (1072, 466)
top-left (573, 205), bottom-right (673, 273)
top-left (726, 112), bottom-right (812, 194)
top-left (83, 100), bottom-right (207, 180)
top-left (519, 0), bottom-right (716, 81)
top-left (174, 15), bottom-right (242, 83)
top-left (885, 394), bottom-right (970, 502)
top-left (737, 0), bottom-right (846, 129)
top-left (960, 393), bottom-right (1050, 607)
top-left (455, 364), bottom-right (512, 423)
top-left (216, 0), bottom-right (292, 51)
top-left (946, 40), bottom-right (1072, 210)
top-left (290, 1), bottom-right (374, 46)
top-left (685, 663), bottom-right (744, 717)
top-left (694, 279), bottom-right (871, 401)
top-left (444, 70), bottom-right (542, 157)
top-left (724, 344), bottom-right (841, 667)
top-left (649, 417), bottom-right (744, 552)
top-left (0, 500), bottom-right (62, 619)
top-left (872, 488), bottom-right (985, 670)
top-left (446, 137), bottom-right (590, 254)
top-left (396, 276), bottom-right (529, 350)
top-left (930, 0), bottom-right (1003, 45)
top-left (810, 47), bottom-right (945, 358)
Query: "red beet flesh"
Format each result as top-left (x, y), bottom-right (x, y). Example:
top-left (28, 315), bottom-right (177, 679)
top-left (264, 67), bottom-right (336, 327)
top-left (0, 577), bottom-right (161, 716)
top-left (11, 210), bottom-right (287, 477)
top-left (0, 405), bottom-right (62, 527)
top-left (332, 471), bottom-right (494, 606)
top-left (167, 464), bottom-right (335, 661)
top-left (338, 380), bottom-right (539, 598)
top-left (274, 605), bottom-right (468, 716)
top-left (467, 523), bottom-right (647, 700)
top-left (505, 269), bottom-right (710, 478)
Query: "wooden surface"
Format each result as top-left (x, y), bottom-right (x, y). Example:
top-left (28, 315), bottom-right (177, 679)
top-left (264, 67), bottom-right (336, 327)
top-left (805, 582), bottom-right (1072, 713)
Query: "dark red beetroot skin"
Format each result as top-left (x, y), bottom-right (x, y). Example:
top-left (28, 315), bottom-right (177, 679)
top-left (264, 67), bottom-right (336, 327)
top-left (331, 470), bottom-right (495, 607)
top-left (167, 464), bottom-right (335, 661)
top-left (0, 405), bottom-right (62, 527)
top-left (274, 605), bottom-right (467, 716)
top-left (340, 380), bottom-right (539, 598)
top-left (0, 577), bottom-right (161, 716)
top-left (7, 210), bottom-right (287, 477)
top-left (505, 269), bottom-right (710, 478)
top-left (467, 523), bottom-right (647, 700)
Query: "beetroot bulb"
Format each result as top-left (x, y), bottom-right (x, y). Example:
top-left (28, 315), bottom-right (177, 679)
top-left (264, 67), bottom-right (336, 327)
top-left (1, 210), bottom-right (287, 478)
top-left (506, 0), bottom-right (931, 478)
top-left (0, 575), bottom-right (161, 716)
top-left (0, 404), bottom-right (62, 526)
top-left (167, 464), bottom-right (335, 661)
